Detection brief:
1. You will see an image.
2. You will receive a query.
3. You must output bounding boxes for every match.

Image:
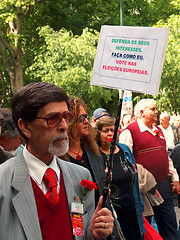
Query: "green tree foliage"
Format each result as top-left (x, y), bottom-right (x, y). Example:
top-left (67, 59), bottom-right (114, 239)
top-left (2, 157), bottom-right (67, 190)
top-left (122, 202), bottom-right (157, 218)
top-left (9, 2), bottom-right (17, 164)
top-left (133, 14), bottom-right (180, 114)
top-left (155, 14), bottom-right (180, 114)
top-left (148, 0), bottom-right (179, 26)
top-left (0, 0), bottom-right (39, 94)
top-left (28, 26), bottom-right (119, 115)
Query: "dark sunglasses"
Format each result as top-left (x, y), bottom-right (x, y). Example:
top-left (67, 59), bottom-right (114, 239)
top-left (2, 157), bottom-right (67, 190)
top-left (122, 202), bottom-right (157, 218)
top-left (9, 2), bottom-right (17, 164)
top-left (101, 128), bottom-right (115, 133)
top-left (36, 111), bottom-right (75, 128)
top-left (78, 113), bottom-right (89, 123)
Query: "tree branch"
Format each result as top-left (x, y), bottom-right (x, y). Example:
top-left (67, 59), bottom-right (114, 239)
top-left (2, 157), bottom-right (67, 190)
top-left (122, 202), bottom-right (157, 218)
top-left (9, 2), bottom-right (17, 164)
top-left (0, 29), bottom-right (16, 56)
top-left (0, 41), bottom-right (14, 77)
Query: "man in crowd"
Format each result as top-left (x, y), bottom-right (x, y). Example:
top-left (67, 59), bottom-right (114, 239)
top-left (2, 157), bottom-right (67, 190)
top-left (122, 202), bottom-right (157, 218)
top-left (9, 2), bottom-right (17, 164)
top-left (92, 108), bottom-right (110, 127)
top-left (175, 115), bottom-right (180, 129)
top-left (0, 82), bottom-right (114, 240)
top-left (119, 114), bottom-right (133, 132)
top-left (0, 108), bottom-right (24, 155)
top-left (119, 99), bottom-right (180, 240)
top-left (170, 144), bottom-right (180, 208)
top-left (159, 112), bottom-right (180, 154)
top-left (0, 110), bottom-right (14, 164)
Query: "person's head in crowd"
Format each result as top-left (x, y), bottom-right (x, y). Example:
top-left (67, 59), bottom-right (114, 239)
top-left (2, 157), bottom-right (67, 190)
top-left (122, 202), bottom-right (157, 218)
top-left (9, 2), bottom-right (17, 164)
top-left (0, 108), bottom-right (23, 152)
top-left (92, 108), bottom-right (110, 124)
top-left (11, 82), bottom-right (74, 163)
top-left (134, 99), bottom-right (158, 126)
top-left (1, 107), bottom-right (13, 118)
top-left (0, 109), bottom-right (14, 163)
top-left (174, 115), bottom-right (180, 128)
top-left (1, 108), bottom-right (19, 137)
top-left (159, 112), bottom-right (171, 130)
top-left (121, 114), bottom-right (132, 128)
top-left (95, 117), bottom-right (115, 147)
top-left (68, 97), bottom-right (99, 155)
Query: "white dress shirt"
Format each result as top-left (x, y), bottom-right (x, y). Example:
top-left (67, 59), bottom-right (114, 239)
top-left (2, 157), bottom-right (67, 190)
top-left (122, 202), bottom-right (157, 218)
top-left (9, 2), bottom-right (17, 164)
top-left (159, 125), bottom-right (175, 150)
top-left (23, 146), bottom-right (60, 194)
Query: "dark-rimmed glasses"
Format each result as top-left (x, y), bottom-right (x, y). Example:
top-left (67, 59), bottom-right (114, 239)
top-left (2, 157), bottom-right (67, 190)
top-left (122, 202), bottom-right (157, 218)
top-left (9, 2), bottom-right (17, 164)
top-left (78, 113), bottom-right (89, 123)
top-left (36, 111), bottom-right (75, 128)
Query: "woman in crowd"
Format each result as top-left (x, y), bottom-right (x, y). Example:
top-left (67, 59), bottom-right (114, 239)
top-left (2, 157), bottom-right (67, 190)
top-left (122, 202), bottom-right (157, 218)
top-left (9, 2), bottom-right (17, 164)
top-left (95, 117), bottom-right (145, 240)
top-left (64, 97), bottom-right (105, 206)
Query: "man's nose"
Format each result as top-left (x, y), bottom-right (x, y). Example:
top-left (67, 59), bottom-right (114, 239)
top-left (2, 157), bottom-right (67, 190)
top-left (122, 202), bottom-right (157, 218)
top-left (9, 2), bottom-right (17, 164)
top-left (57, 118), bottom-right (68, 131)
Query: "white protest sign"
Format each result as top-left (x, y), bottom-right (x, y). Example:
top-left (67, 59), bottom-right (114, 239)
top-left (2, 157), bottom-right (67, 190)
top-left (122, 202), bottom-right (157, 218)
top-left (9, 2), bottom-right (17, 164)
top-left (122, 90), bottom-right (133, 115)
top-left (91, 25), bottom-right (169, 95)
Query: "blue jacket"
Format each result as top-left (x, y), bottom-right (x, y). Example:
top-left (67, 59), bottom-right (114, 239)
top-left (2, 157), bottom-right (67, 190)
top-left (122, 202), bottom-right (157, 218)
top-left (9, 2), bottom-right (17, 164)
top-left (116, 142), bottom-right (146, 236)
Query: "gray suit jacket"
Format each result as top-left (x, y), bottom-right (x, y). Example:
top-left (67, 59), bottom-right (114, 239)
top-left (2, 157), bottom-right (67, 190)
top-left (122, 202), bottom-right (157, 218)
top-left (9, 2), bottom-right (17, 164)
top-left (172, 125), bottom-right (180, 145)
top-left (0, 152), bottom-right (95, 240)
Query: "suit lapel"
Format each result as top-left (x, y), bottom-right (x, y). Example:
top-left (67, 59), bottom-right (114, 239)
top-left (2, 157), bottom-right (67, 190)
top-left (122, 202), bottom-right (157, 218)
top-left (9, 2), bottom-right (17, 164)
top-left (11, 152), bottom-right (42, 240)
top-left (57, 158), bottom-right (78, 210)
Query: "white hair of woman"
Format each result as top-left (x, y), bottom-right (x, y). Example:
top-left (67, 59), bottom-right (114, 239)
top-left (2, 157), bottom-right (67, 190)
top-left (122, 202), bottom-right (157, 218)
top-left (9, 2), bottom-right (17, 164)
top-left (134, 99), bottom-right (156, 118)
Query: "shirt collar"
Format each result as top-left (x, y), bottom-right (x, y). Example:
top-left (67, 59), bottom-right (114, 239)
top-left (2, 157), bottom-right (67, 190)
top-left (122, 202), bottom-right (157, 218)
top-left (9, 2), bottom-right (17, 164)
top-left (166, 125), bottom-right (171, 131)
top-left (23, 145), bottom-right (60, 185)
top-left (0, 145), bottom-right (4, 150)
top-left (137, 119), bottom-right (158, 134)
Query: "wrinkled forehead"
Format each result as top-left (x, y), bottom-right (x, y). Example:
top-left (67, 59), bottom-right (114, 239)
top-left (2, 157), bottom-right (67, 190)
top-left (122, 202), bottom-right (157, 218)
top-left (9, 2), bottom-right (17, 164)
top-left (38, 101), bottom-right (69, 116)
top-left (145, 101), bottom-right (156, 110)
top-left (102, 124), bottom-right (114, 129)
top-left (160, 115), bottom-right (168, 120)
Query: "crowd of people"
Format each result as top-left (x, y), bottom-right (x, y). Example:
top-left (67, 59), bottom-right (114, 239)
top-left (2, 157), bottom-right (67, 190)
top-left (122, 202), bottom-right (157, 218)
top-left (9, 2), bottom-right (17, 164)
top-left (0, 81), bottom-right (180, 240)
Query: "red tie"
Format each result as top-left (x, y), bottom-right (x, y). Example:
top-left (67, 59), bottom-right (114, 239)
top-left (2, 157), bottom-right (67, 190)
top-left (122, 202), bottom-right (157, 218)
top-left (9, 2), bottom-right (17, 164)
top-left (44, 168), bottom-right (59, 206)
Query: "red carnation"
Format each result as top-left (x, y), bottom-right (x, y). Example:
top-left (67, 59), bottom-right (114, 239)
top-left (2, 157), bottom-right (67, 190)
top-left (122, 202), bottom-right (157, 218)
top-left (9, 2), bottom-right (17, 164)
top-left (80, 179), bottom-right (97, 191)
top-left (80, 179), bottom-right (97, 203)
top-left (154, 130), bottom-right (160, 136)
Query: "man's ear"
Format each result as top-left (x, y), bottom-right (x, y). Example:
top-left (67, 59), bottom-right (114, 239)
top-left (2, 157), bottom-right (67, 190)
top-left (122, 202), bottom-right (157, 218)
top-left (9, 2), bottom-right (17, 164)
top-left (140, 110), bottom-right (145, 117)
top-left (18, 118), bottom-right (31, 139)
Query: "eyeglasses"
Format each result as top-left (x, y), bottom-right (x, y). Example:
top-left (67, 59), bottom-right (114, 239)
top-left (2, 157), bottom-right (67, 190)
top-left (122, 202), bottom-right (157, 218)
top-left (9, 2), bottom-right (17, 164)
top-left (36, 111), bottom-right (75, 128)
top-left (101, 128), bottom-right (115, 133)
top-left (78, 113), bottom-right (89, 123)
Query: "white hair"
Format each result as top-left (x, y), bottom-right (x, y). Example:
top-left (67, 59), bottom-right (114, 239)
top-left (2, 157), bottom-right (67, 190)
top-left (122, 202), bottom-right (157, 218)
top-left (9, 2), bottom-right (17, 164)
top-left (134, 99), bottom-right (156, 118)
top-left (160, 112), bottom-right (171, 121)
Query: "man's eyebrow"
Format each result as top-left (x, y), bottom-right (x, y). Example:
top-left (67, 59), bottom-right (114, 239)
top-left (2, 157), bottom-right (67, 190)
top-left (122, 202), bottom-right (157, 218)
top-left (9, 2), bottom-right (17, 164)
top-left (43, 112), bottom-right (59, 117)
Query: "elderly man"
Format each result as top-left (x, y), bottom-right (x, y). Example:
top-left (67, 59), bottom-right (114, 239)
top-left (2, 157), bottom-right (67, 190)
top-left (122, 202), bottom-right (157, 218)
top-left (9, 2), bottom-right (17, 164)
top-left (119, 99), bottom-right (180, 240)
top-left (0, 111), bottom-right (14, 164)
top-left (92, 108), bottom-right (110, 127)
top-left (0, 82), bottom-right (114, 240)
top-left (159, 112), bottom-right (180, 154)
top-left (0, 108), bottom-right (24, 155)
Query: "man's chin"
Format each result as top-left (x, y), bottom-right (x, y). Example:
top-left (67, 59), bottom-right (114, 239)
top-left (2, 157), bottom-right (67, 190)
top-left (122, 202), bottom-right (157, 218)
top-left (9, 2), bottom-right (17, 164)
top-left (48, 142), bottom-right (69, 156)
